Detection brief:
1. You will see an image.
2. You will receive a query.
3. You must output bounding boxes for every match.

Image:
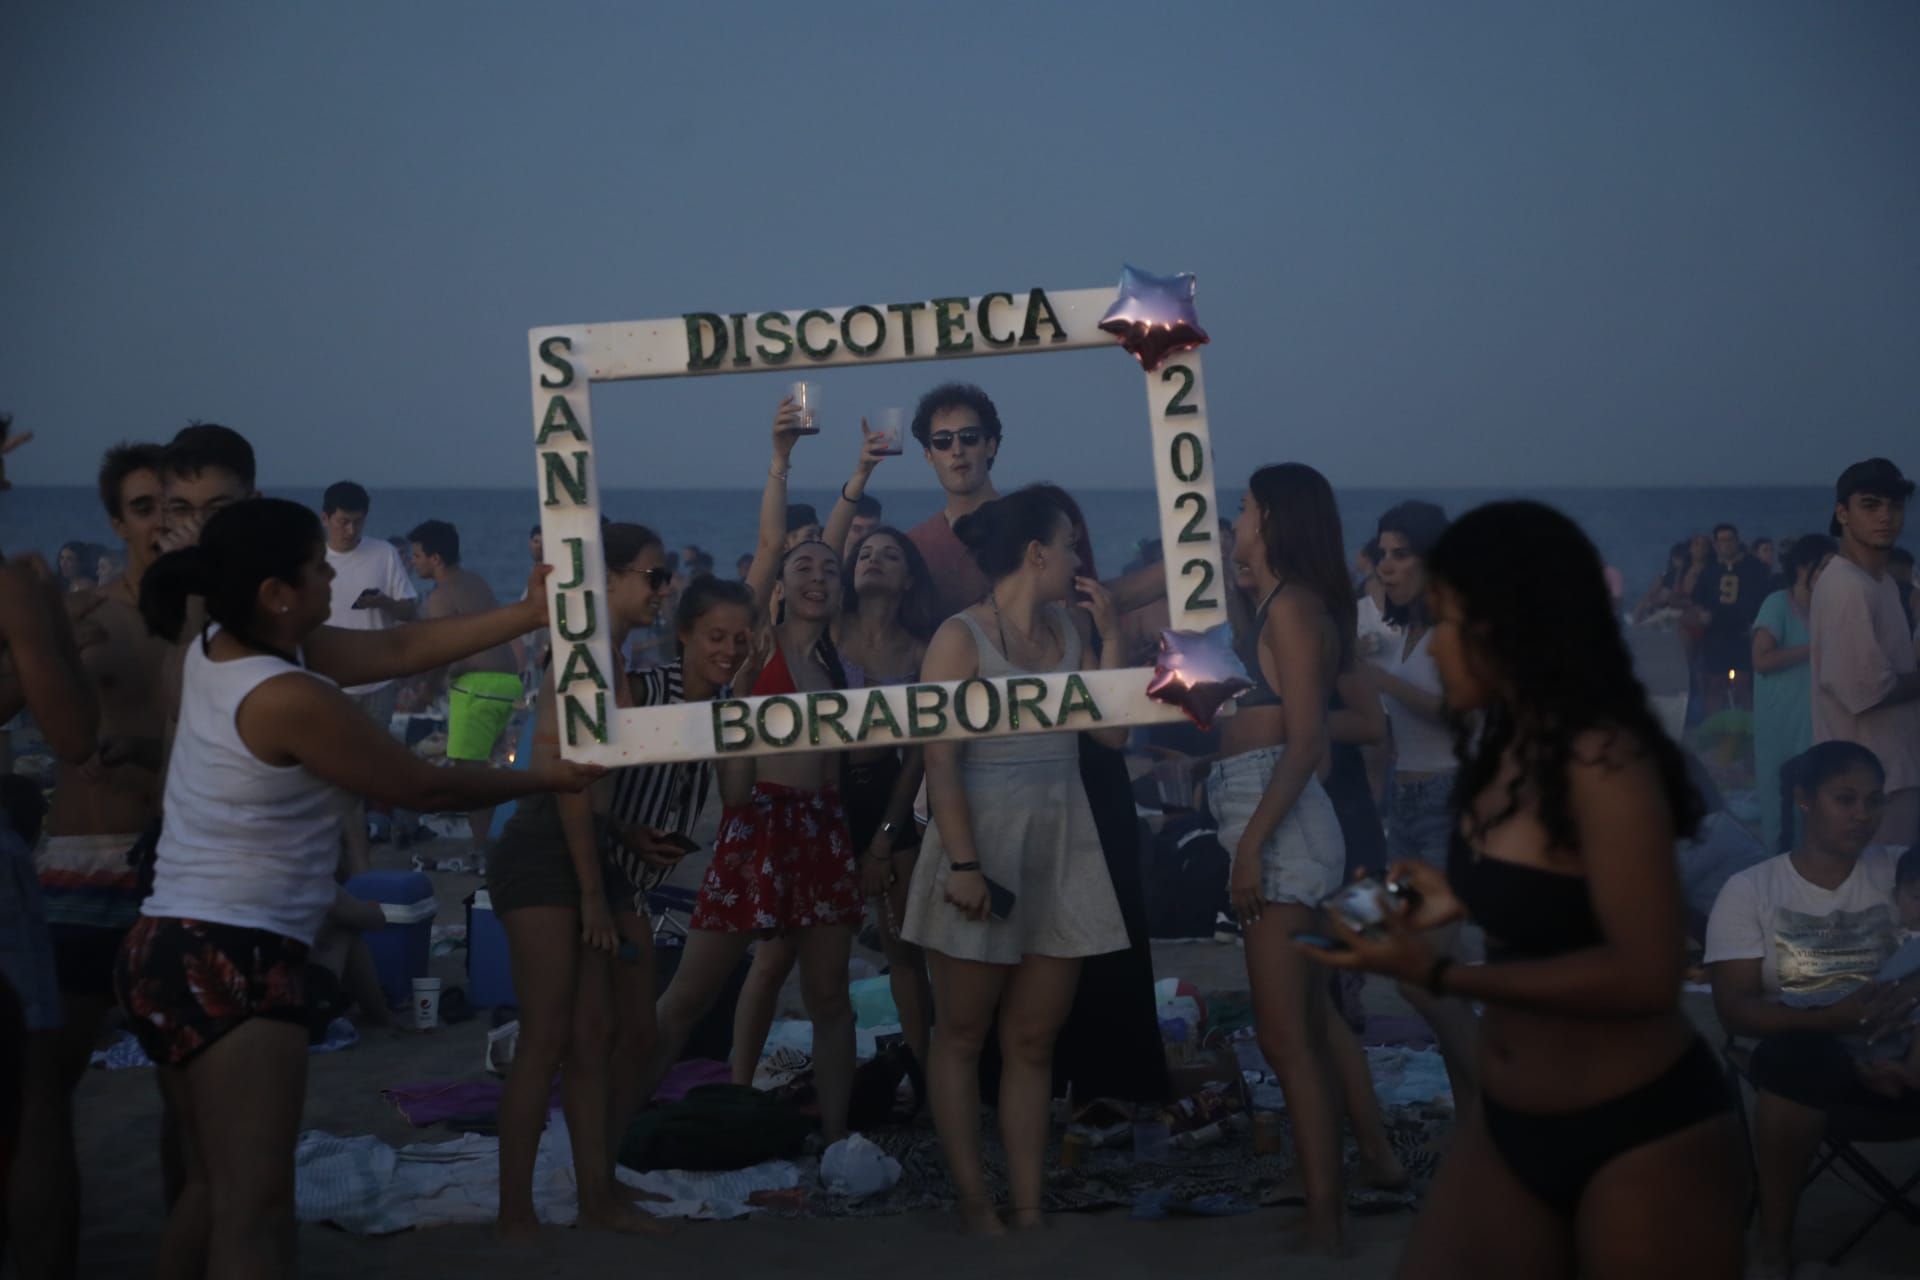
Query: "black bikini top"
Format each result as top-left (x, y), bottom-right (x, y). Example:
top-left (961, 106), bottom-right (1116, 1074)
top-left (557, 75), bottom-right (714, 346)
top-left (1447, 829), bottom-right (1603, 960)
top-left (1234, 587), bottom-right (1283, 710)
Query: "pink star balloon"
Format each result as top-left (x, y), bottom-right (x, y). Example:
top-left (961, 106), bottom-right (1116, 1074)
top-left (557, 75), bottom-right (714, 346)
top-left (1145, 627), bottom-right (1251, 730)
top-left (1098, 264), bottom-right (1211, 372)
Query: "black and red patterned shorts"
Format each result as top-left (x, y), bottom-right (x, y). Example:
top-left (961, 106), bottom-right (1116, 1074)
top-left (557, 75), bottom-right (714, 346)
top-left (113, 916), bottom-right (309, 1066)
top-left (691, 783), bottom-right (862, 934)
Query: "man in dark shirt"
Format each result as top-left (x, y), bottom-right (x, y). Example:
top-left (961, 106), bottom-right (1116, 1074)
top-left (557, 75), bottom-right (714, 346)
top-left (1690, 522), bottom-right (1773, 712)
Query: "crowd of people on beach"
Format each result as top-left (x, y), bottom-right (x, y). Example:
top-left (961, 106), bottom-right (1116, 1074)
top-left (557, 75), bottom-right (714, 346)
top-left (0, 390), bottom-right (1916, 1280)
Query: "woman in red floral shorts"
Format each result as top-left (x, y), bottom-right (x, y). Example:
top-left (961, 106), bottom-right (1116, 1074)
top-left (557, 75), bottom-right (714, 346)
top-left (119, 500), bottom-right (597, 1277)
top-left (641, 401), bottom-right (863, 1141)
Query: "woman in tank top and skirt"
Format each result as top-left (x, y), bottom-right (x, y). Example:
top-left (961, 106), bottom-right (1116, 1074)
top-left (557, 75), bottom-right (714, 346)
top-left (901, 484), bottom-right (1130, 1234)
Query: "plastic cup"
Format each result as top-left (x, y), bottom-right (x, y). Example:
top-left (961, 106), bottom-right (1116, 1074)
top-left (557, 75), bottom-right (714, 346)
top-left (412, 976), bottom-right (443, 1030)
top-left (790, 381), bottom-right (820, 435)
top-left (870, 406), bottom-right (904, 456)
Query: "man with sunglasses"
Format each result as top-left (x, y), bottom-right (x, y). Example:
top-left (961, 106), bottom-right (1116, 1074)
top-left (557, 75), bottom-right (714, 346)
top-left (904, 383), bottom-right (1004, 618)
top-left (408, 518), bottom-right (521, 851)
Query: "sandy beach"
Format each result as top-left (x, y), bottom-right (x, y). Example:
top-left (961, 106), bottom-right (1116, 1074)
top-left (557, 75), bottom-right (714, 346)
top-left (58, 835), bottom-right (1916, 1278)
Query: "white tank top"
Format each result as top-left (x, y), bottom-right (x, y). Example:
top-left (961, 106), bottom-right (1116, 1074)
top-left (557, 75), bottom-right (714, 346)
top-left (1380, 627), bottom-right (1457, 775)
top-left (144, 631), bottom-right (343, 945)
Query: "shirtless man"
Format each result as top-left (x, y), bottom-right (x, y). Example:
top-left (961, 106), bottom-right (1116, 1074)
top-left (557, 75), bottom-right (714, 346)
top-left (14, 442), bottom-right (171, 1277)
top-left (408, 519), bottom-right (519, 849)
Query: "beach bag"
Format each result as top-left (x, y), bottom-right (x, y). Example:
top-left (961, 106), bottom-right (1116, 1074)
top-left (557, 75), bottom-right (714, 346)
top-left (846, 1039), bottom-right (924, 1130)
top-left (1148, 814), bottom-right (1229, 939)
top-left (618, 1084), bottom-right (813, 1172)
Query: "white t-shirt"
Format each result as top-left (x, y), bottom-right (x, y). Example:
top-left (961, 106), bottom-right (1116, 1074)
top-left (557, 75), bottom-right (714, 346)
top-left (1809, 556), bottom-right (1920, 793)
top-left (1703, 847), bottom-right (1900, 1002)
top-left (326, 540), bottom-right (418, 695)
top-left (1375, 626), bottom-right (1456, 775)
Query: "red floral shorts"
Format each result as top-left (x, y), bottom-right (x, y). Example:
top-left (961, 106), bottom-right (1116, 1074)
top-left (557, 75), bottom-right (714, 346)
top-left (691, 783), bottom-right (862, 933)
top-left (114, 916), bottom-right (309, 1066)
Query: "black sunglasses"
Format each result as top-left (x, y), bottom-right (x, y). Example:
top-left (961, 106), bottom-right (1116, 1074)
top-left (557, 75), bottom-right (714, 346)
top-left (927, 428), bottom-right (988, 452)
top-left (615, 565), bottom-right (674, 590)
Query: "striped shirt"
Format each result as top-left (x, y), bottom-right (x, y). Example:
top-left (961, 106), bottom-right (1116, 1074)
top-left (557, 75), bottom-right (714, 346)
top-left (609, 660), bottom-right (724, 890)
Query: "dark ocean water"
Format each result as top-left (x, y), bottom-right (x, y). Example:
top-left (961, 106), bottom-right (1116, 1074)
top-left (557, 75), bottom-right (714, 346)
top-left (4, 483), bottom-right (1837, 607)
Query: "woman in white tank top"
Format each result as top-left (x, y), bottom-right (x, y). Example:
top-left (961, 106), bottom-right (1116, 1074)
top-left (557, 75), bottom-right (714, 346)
top-left (121, 498), bottom-right (598, 1278)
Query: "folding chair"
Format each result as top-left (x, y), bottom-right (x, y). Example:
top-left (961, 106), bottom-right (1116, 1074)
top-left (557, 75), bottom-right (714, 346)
top-left (1723, 1038), bottom-right (1920, 1265)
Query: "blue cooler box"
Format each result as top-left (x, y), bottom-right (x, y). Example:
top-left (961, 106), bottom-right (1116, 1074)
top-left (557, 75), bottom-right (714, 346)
top-left (467, 890), bottom-right (515, 1008)
top-left (344, 870), bottom-right (436, 1008)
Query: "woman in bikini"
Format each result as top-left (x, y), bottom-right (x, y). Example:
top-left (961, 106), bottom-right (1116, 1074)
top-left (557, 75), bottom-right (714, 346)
top-left (1302, 501), bottom-right (1745, 1279)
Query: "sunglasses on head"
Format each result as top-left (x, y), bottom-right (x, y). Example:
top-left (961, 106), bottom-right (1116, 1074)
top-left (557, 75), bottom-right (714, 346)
top-left (927, 428), bottom-right (987, 452)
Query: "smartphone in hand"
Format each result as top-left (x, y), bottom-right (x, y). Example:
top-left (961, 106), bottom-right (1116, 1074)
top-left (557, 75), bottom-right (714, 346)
top-left (985, 874), bottom-right (1016, 921)
top-left (352, 588), bottom-right (382, 610)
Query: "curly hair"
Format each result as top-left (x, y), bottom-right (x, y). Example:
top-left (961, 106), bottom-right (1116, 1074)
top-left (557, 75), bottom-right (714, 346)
top-left (1429, 501), bottom-right (1702, 853)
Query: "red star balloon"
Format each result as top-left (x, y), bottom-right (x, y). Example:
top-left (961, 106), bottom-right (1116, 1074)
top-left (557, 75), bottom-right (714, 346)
top-left (1145, 627), bottom-right (1251, 730)
top-left (1098, 264), bottom-right (1211, 372)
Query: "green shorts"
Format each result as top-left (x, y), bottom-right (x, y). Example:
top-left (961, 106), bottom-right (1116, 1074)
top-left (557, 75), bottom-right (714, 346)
top-left (446, 671), bottom-right (521, 762)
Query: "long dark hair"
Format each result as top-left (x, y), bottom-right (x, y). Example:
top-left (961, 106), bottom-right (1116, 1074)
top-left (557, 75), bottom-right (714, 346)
top-left (1247, 464), bottom-right (1355, 668)
top-left (1376, 500), bottom-right (1450, 628)
top-left (844, 525), bottom-right (939, 641)
top-left (140, 498), bottom-right (323, 660)
top-left (774, 538), bottom-right (847, 687)
top-left (1429, 501), bottom-right (1702, 851)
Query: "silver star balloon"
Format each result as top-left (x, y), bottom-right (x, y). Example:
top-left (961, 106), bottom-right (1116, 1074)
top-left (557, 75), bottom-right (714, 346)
top-left (1145, 626), bottom-right (1250, 729)
top-left (1098, 264), bottom-right (1211, 372)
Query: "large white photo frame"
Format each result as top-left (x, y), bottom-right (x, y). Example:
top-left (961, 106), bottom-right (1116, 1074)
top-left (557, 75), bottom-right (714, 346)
top-left (530, 280), bottom-right (1226, 765)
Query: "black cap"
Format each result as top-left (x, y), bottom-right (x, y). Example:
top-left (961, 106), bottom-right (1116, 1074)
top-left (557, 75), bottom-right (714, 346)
top-left (1831, 458), bottom-right (1914, 536)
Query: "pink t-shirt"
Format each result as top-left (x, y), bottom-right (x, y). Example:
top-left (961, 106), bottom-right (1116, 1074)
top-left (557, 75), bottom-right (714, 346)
top-left (907, 510), bottom-right (990, 622)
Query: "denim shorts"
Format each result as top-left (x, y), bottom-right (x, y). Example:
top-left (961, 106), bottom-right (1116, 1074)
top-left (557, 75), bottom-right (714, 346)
top-left (1208, 746), bottom-right (1345, 907)
top-left (1387, 773), bottom-right (1455, 869)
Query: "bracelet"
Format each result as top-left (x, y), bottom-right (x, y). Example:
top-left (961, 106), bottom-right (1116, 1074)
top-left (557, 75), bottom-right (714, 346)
top-left (769, 462), bottom-right (791, 480)
top-left (1425, 956), bottom-right (1455, 996)
top-left (949, 860), bottom-right (981, 874)
top-left (841, 480), bottom-right (861, 504)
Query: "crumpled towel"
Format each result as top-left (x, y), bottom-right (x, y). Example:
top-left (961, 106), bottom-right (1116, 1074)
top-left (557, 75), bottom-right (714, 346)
top-left (295, 1114), bottom-right (803, 1234)
top-left (1243, 1044), bottom-right (1451, 1111)
top-left (92, 1019), bottom-right (359, 1071)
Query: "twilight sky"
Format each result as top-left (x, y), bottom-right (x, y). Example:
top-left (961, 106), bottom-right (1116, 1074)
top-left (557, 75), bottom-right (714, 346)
top-left (3, 0), bottom-right (1916, 492)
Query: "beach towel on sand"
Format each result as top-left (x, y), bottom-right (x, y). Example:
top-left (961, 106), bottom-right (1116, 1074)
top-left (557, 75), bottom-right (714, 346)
top-left (295, 1113), bottom-right (803, 1233)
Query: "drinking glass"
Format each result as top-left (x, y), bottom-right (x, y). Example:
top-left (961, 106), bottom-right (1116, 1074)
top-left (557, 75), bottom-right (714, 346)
top-left (870, 406), bottom-right (904, 456)
top-left (790, 381), bottom-right (820, 434)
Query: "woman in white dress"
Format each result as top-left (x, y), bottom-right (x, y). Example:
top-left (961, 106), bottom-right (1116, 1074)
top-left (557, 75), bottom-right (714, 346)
top-left (900, 484), bottom-right (1127, 1234)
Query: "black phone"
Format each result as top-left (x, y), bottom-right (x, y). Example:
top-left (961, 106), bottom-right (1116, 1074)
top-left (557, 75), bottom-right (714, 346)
top-left (352, 588), bottom-right (382, 609)
top-left (985, 874), bottom-right (1016, 921)
top-left (1290, 930), bottom-right (1349, 952)
top-left (659, 832), bottom-right (701, 855)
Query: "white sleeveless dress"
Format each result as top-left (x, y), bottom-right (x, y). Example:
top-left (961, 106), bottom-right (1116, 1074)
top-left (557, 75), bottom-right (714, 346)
top-left (900, 603), bottom-right (1128, 964)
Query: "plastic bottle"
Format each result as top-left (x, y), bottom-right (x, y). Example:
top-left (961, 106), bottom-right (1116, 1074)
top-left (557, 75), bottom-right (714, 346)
top-left (1133, 1104), bottom-right (1172, 1162)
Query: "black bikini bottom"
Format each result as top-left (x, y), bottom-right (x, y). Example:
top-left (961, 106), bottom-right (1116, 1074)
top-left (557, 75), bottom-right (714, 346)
top-left (1481, 1036), bottom-right (1732, 1215)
